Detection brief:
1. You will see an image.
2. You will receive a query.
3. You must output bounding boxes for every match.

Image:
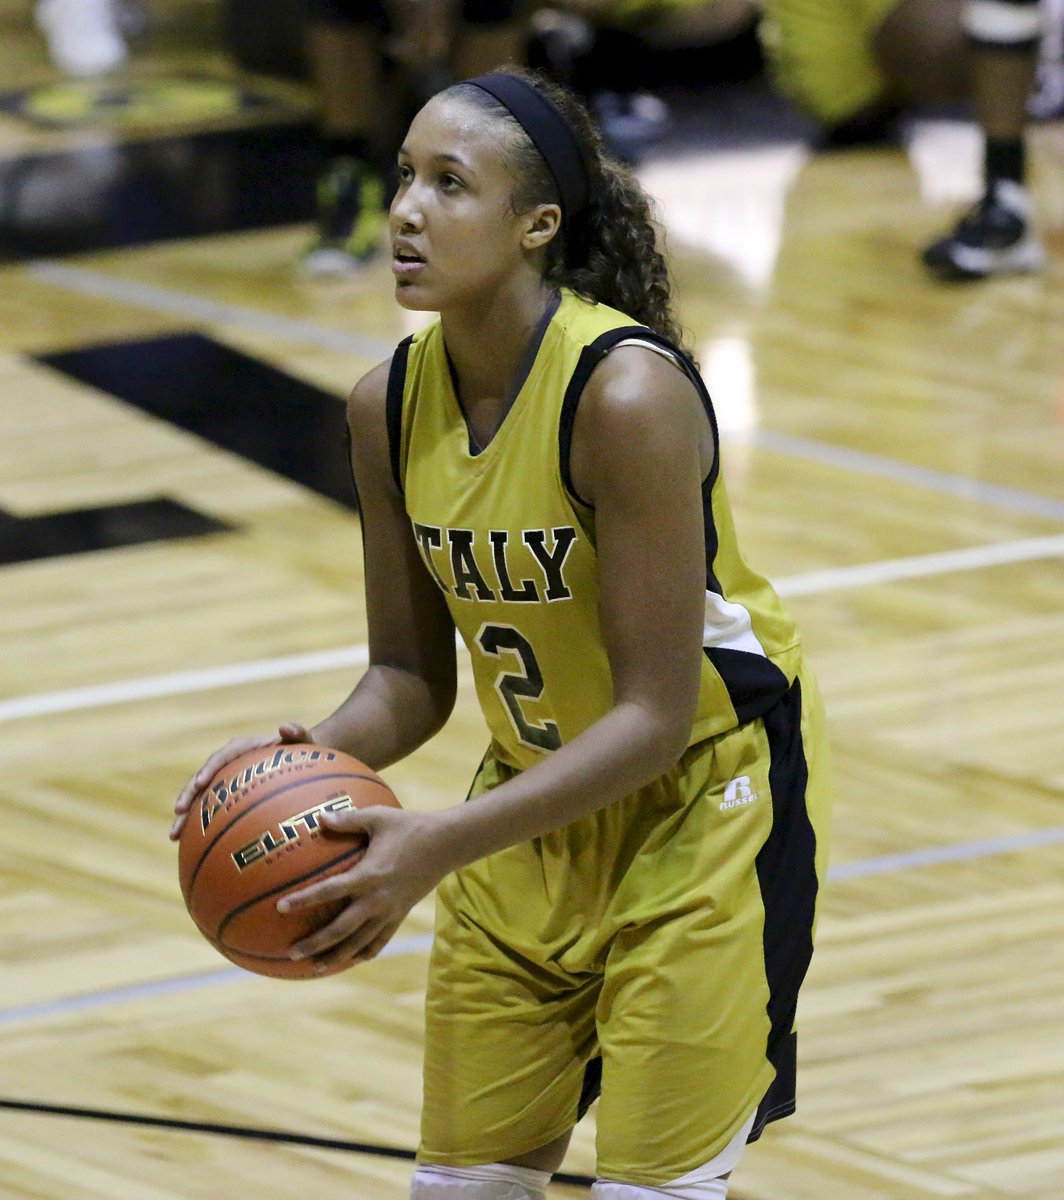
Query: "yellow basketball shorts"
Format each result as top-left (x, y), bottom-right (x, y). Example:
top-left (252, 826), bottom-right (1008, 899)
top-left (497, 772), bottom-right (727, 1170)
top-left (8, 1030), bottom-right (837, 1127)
top-left (761, 0), bottom-right (905, 126)
top-left (419, 664), bottom-right (831, 1187)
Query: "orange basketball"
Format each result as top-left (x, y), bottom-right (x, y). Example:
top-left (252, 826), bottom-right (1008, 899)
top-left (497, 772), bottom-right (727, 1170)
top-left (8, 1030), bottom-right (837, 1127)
top-left (177, 743), bottom-right (400, 979)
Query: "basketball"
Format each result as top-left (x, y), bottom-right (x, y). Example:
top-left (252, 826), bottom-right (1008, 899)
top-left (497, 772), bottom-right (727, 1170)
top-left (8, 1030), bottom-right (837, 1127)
top-left (178, 743), bottom-right (400, 979)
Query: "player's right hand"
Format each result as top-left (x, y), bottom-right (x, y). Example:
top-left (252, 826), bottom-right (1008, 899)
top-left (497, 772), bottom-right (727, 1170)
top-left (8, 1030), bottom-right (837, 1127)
top-left (169, 721), bottom-right (311, 842)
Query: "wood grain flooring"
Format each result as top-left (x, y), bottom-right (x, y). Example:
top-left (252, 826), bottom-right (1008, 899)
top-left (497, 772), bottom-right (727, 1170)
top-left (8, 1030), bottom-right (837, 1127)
top-left (1, 1), bottom-right (1063, 1195)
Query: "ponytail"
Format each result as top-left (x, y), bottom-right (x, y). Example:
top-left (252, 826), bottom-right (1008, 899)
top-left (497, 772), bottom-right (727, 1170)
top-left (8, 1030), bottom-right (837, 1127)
top-left (558, 155), bottom-right (683, 350)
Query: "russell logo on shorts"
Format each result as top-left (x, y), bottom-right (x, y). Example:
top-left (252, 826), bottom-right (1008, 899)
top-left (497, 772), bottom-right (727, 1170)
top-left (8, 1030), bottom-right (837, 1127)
top-left (720, 775), bottom-right (758, 811)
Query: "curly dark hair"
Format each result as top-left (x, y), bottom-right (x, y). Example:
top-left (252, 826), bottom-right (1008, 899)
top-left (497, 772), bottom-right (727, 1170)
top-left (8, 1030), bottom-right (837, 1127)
top-left (447, 68), bottom-right (687, 352)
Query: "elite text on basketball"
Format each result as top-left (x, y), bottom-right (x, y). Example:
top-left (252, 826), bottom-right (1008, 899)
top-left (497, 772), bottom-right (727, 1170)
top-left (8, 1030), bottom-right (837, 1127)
top-left (230, 795), bottom-right (356, 870)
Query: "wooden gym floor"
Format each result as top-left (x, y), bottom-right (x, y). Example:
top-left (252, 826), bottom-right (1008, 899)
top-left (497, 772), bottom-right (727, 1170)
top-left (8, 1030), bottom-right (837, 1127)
top-left (1, 1), bottom-right (1063, 1196)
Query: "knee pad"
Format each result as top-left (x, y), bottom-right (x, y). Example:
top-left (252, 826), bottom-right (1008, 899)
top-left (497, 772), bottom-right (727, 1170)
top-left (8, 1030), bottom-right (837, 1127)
top-left (411, 1163), bottom-right (551, 1200)
top-left (964, 0), bottom-right (1044, 49)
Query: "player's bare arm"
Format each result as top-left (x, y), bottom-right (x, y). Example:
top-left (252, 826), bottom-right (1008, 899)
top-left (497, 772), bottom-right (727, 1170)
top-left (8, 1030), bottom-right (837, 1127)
top-left (309, 359), bottom-right (458, 766)
top-left (171, 359), bottom-right (456, 840)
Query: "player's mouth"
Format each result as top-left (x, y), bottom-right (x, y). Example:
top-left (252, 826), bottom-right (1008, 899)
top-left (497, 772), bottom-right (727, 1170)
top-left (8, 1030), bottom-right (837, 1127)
top-left (392, 241), bottom-right (426, 278)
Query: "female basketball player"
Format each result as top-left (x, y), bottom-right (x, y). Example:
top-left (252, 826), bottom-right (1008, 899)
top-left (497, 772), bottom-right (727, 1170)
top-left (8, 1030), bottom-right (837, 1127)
top-left (172, 68), bottom-right (832, 1199)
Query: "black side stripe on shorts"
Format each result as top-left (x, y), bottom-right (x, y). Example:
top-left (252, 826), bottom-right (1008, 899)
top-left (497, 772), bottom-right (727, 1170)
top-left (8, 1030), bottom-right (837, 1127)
top-left (385, 335), bottom-right (414, 496)
top-left (705, 647), bottom-right (792, 726)
top-left (749, 676), bottom-right (819, 1142)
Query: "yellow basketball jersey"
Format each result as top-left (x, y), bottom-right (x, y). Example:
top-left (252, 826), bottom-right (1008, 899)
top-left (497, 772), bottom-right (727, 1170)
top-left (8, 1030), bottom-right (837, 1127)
top-left (386, 289), bottom-right (802, 770)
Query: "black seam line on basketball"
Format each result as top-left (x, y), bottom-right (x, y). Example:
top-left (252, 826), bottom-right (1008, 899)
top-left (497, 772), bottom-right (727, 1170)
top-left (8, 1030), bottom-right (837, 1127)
top-left (0, 1098), bottom-right (597, 1188)
top-left (186, 771), bottom-right (388, 901)
top-left (214, 843), bottom-right (367, 950)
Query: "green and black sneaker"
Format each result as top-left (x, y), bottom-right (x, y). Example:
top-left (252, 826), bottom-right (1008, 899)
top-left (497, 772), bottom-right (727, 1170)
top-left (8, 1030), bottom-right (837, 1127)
top-left (301, 157), bottom-right (387, 279)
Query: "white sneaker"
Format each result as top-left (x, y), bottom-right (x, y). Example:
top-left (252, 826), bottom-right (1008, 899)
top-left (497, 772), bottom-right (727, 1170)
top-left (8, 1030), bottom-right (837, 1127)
top-left (35, 0), bottom-right (128, 76)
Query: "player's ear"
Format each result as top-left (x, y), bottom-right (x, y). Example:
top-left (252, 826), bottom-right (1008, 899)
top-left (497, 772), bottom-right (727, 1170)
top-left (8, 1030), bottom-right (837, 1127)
top-left (521, 203), bottom-right (562, 252)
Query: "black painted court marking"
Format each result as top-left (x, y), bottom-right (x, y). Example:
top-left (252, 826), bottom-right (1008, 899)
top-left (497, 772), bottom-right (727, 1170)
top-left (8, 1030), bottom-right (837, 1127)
top-left (0, 496), bottom-right (232, 565)
top-left (36, 333), bottom-right (357, 512)
top-left (0, 1097), bottom-right (597, 1189)
top-left (8, 333), bottom-right (356, 567)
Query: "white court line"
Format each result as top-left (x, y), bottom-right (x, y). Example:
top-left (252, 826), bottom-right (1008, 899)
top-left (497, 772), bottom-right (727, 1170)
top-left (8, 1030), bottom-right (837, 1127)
top-left (751, 429), bottom-right (1064, 524)
top-left (0, 931), bottom-right (435, 1029)
top-left (4, 823), bottom-right (1064, 1029)
top-left (0, 645), bottom-right (370, 723)
top-left (775, 533), bottom-right (1064, 597)
top-left (3, 533), bottom-right (1063, 724)
top-left (28, 261), bottom-right (1064, 524)
top-left (27, 261), bottom-right (397, 361)
top-left (828, 826), bottom-right (1064, 879)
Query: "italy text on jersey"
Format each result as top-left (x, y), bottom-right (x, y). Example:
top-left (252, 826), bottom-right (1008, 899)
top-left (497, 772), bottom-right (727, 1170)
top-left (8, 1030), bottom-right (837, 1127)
top-left (412, 523), bottom-right (578, 603)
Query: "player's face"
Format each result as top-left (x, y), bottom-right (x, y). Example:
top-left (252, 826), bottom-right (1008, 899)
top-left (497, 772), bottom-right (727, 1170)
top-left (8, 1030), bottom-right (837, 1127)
top-left (390, 95), bottom-right (537, 311)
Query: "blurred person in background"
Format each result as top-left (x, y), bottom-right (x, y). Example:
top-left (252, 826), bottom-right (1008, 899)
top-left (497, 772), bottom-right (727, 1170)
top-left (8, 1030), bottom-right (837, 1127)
top-left (531, 0), bottom-right (760, 162)
top-left (34, 0), bottom-right (148, 76)
top-left (761, 0), bottom-right (1055, 280)
top-left (302, 0), bottom-right (529, 278)
top-left (535, 0), bottom-right (1058, 277)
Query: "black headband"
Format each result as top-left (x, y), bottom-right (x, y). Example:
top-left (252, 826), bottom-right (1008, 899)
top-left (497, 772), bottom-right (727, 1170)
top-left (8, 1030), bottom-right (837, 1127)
top-left (464, 72), bottom-right (589, 222)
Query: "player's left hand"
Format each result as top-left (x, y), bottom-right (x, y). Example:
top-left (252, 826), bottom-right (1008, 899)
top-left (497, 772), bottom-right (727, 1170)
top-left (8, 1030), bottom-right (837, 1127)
top-left (278, 805), bottom-right (455, 971)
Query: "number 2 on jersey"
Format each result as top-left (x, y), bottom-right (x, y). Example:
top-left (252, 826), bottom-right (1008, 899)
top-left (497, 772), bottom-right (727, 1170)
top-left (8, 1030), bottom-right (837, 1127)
top-left (474, 623), bottom-right (562, 752)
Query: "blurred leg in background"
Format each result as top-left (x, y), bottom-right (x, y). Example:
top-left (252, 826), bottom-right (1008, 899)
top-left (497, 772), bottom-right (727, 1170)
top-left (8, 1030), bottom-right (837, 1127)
top-left (875, 0), bottom-right (1046, 279)
top-left (301, 1), bottom-right (392, 278)
top-left (763, 0), bottom-right (1050, 280)
top-left (1029, 0), bottom-right (1064, 117)
top-left (302, 0), bottom-right (528, 278)
top-left (531, 0), bottom-right (760, 163)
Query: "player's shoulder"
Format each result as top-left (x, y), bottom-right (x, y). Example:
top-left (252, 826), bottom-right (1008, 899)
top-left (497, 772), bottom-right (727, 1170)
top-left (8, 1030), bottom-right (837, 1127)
top-left (345, 356), bottom-right (400, 477)
top-left (582, 340), bottom-right (700, 435)
top-left (347, 350), bottom-right (405, 441)
top-left (347, 356), bottom-right (392, 419)
top-left (347, 321), bottom-right (440, 424)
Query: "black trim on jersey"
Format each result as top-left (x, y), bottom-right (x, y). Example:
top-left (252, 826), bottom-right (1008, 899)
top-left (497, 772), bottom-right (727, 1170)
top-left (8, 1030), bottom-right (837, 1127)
top-left (385, 336), bottom-right (414, 495)
top-left (558, 325), bottom-right (717, 509)
top-left (748, 676), bottom-right (819, 1143)
top-left (701, 469), bottom-right (722, 597)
